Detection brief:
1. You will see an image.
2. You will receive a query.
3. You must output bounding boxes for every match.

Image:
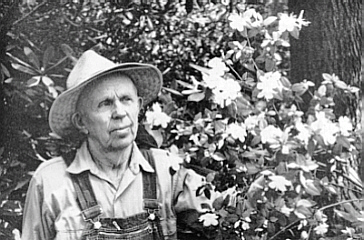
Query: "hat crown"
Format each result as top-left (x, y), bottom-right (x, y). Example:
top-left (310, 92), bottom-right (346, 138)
top-left (67, 50), bottom-right (116, 89)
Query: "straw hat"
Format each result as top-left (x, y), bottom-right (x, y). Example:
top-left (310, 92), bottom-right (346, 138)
top-left (49, 50), bottom-right (162, 138)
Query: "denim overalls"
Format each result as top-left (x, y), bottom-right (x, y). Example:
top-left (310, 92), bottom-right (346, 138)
top-left (69, 150), bottom-right (165, 240)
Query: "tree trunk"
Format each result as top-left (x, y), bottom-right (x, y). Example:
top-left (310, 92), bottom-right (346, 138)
top-left (288, 0), bottom-right (361, 118)
top-left (288, 0), bottom-right (361, 86)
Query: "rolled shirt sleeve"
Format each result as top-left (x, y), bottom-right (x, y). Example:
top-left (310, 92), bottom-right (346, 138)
top-left (22, 175), bottom-right (55, 240)
top-left (173, 166), bottom-right (219, 213)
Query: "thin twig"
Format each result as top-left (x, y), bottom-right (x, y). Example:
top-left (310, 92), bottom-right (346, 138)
top-left (13, 1), bottom-right (46, 26)
top-left (318, 198), bottom-right (364, 212)
top-left (246, 37), bottom-right (260, 71)
top-left (268, 219), bottom-right (300, 240)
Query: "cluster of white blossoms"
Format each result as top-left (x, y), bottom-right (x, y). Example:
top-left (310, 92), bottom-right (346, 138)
top-left (228, 8), bottom-right (263, 33)
top-left (225, 122), bottom-right (247, 143)
top-left (278, 10), bottom-right (310, 34)
top-left (145, 103), bottom-right (171, 128)
top-left (258, 109), bottom-right (353, 153)
top-left (309, 112), bottom-right (338, 145)
top-left (203, 58), bottom-right (242, 107)
top-left (256, 71), bottom-right (286, 100)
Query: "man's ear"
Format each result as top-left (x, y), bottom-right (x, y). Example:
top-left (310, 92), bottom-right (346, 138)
top-left (72, 112), bottom-right (88, 135)
top-left (138, 97), bottom-right (143, 111)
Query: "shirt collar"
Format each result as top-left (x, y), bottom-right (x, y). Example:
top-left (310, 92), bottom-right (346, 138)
top-left (66, 141), bottom-right (155, 175)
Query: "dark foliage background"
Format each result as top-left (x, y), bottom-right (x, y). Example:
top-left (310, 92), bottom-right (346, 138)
top-left (0, 1), bottom-right (362, 239)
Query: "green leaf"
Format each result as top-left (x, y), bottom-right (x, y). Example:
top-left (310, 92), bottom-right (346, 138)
top-left (346, 166), bottom-right (363, 188)
top-left (213, 196), bottom-right (224, 210)
top-left (263, 16), bottom-right (277, 26)
top-left (189, 63), bottom-right (211, 74)
top-left (204, 188), bottom-right (211, 199)
top-left (24, 46), bottom-right (40, 70)
top-left (322, 73), bottom-right (332, 82)
top-left (27, 76), bottom-right (41, 87)
top-left (304, 180), bottom-right (322, 196)
top-left (294, 206), bottom-right (312, 218)
top-left (280, 76), bottom-right (291, 88)
top-left (211, 152), bottom-right (225, 161)
top-left (296, 199), bottom-right (315, 208)
top-left (188, 92), bottom-right (205, 102)
top-left (11, 63), bottom-right (37, 75)
top-left (7, 53), bottom-right (34, 69)
top-left (336, 136), bottom-right (350, 149)
top-left (307, 139), bottom-right (315, 156)
top-left (200, 203), bottom-right (212, 210)
top-left (61, 44), bottom-right (77, 63)
top-left (334, 80), bottom-right (348, 89)
top-left (206, 173), bottom-right (215, 182)
top-left (226, 101), bottom-right (237, 118)
top-left (245, 162), bottom-right (260, 175)
top-left (43, 46), bottom-right (55, 69)
top-left (265, 58), bottom-right (275, 71)
top-left (334, 209), bottom-right (356, 222)
top-left (291, 83), bottom-right (308, 96)
top-left (289, 27), bottom-right (300, 39)
top-left (1, 63), bottom-right (10, 77)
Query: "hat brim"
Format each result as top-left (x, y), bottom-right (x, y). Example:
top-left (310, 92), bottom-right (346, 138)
top-left (49, 63), bottom-right (162, 138)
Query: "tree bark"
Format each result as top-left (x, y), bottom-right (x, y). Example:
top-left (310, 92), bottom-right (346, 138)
top-left (288, 0), bottom-right (361, 117)
top-left (288, 0), bottom-right (361, 86)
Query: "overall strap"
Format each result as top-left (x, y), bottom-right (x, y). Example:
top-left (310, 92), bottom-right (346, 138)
top-left (140, 149), bottom-right (166, 240)
top-left (70, 171), bottom-right (102, 221)
top-left (140, 149), bottom-right (159, 210)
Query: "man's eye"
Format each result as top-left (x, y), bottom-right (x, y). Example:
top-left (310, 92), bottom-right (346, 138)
top-left (99, 99), bottom-right (113, 107)
top-left (120, 97), bottom-right (132, 102)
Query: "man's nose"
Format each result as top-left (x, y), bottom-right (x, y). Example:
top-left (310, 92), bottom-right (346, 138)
top-left (111, 101), bottom-right (127, 119)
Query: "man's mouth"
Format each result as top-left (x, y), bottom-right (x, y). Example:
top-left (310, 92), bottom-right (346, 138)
top-left (110, 126), bottom-right (130, 133)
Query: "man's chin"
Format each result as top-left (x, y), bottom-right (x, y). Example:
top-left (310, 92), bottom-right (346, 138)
top-left (108, 138), bottom-right (134, 151)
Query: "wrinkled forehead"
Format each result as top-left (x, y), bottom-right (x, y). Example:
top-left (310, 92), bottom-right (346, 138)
top-left (76, 72), bottom-right (138, 107)
top-left (86, 72), bottom-right (137, 92)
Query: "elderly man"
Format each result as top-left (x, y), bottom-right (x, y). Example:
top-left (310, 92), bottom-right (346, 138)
top-left (22, 50), bottom-right (213, 240)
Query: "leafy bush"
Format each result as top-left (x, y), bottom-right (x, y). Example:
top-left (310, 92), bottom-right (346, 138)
top-left (0, 1), bottom-right (362, 240)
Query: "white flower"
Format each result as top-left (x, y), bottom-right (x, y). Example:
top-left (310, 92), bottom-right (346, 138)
top-left (341, 227), bottom-right (355, 236)
top-left (295, 119), bottom-right (312, 145)
top-left (278, 13), bottom-right (297, 32)
top-left (278, 10), bottom-right (310, 33)
top-left (229, 12), bottom-right (249, 32)
top-left (301, 231), bottom-right (309, 239)
top-left (211, 78), bottom-right (242, 107)
top-left (260, 125), bottom-right (283, 147)
top-left (296, 10), bottom-right (311, 29)
top-left (202, 73), bottom-right (222, 90)
top-left (226, 122), bottom-right (247, 143)
top-left (228, 9), bottom-right (263, 32)
top-left (244, 115), bottom-right (258, 131)
top-left (314, 222), bottom-right (329, 235)
top-left (257, 71), bottom-right (285, 100)
top-left (310, 112), bottom-right (339, 145)
top-left (145, 103), bottom-right (171, 128)
top-left (208, 57), bottom-right (229, 76)
top-left (199, 213), bottom-right (219, 227)
top-left (338, 116), bottom-right (352, 136)
top-left (241, 221), bottom-right (250, 230)
top-left (243, 8), bottom-right (263, 28)
top-left (268, 175), bottom-right (292, 192)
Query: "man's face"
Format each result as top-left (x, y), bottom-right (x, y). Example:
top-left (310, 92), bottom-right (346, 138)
top-left (77, 75), bottom-right (142, 152)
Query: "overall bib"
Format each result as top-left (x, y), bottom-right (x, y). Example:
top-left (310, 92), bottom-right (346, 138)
top-left (69, 150), bottom-right (165, 240)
